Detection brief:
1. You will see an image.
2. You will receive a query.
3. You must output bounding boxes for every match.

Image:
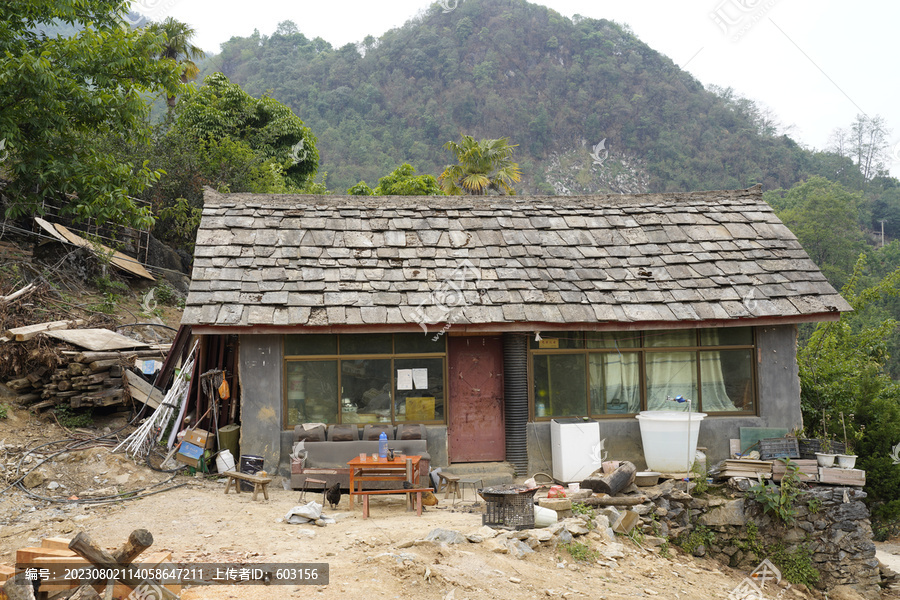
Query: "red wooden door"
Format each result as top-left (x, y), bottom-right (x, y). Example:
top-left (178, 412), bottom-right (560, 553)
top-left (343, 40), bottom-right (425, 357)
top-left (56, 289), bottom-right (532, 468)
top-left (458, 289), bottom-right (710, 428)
top-left (448, 336), bottom-right (505, 463)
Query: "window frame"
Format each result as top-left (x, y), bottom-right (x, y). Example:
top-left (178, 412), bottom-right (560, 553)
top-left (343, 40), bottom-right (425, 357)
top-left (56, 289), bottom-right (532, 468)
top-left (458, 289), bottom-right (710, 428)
top-left (528, 328), bottom-right (757, 420)
top-left (282, 334), bottom-right (448, 428)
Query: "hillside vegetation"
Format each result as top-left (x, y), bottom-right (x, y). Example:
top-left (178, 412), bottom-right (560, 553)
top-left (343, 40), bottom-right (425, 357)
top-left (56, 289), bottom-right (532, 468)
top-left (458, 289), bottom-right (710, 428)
top-left (202, 0), bottom-right (861, 195)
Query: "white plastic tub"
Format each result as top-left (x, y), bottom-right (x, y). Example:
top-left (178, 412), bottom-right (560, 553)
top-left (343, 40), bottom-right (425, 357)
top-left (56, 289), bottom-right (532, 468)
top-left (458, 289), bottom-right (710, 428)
top-left (635, 411), bottom-right (707, 473)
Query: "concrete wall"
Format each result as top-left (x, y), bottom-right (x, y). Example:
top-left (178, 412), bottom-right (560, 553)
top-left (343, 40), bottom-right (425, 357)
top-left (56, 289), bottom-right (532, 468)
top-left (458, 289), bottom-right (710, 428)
top-left (526, 325), bottom-right (805, 475)
top-left (237, 335), bottom-right (283, 477)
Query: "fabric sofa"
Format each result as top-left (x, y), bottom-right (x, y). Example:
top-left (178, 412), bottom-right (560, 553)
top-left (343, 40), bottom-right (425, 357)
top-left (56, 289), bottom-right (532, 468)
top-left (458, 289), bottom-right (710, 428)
top-left (289, 424), bottom-right (430, 490)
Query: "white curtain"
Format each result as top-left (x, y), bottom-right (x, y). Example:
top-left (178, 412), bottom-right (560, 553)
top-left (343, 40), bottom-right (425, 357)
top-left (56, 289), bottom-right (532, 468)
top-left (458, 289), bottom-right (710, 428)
top-left (589, 352), bottom-right (640, 413)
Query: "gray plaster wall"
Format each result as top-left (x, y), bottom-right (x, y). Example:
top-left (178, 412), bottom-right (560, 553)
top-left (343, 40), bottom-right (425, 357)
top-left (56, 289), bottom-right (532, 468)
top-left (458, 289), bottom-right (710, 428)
top-left (237, 335), bottom-right (283, 477)
top-left (526, 324), bottom-right (804, 474)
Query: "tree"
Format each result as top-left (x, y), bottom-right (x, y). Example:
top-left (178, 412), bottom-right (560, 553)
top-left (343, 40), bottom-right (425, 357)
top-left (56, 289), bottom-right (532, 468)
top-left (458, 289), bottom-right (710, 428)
top-left (830, 115), bottom-right (891, 181)
top-left (439, 135), bottom-right (521, 195)
top-left (0, 0), bottom-right (181, 228)
top-left (174, 73), bottom-right (319, 187)
top-left (147, 17), bottom-right (206, 108)
top-left (374, 164), bottom-right (442, 195)
top-left (767, 177), bottom-right (866, 287)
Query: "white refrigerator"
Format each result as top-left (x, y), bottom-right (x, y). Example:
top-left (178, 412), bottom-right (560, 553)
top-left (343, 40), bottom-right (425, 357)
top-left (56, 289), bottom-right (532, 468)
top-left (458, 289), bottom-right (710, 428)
top-left (550, 418), bottom-right (603, 483)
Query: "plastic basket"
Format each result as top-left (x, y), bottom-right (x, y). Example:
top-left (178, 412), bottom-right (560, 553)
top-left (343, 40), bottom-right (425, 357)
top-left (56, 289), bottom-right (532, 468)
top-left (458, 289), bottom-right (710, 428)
top-left (798, 439), bottom-right (845, 459)
top-left (759, 438), bottom-right (800, 460)
top-left (479, 485), bottom-right (538, 530)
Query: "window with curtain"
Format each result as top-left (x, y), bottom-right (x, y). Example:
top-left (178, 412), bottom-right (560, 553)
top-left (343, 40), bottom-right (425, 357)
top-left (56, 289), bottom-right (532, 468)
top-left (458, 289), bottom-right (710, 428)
top-left (530, 328), bottom-right (755, 418)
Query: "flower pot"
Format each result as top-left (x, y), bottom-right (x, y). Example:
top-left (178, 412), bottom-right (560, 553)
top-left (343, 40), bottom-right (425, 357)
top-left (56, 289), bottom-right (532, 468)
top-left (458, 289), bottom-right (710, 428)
top-left (836, 454), bottom-right (857, 469)
top-left (815, 452), bottom-right (837, 467)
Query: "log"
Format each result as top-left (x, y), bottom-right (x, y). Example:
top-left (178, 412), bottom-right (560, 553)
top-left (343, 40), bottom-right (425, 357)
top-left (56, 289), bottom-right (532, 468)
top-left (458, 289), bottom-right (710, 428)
top-left (88, 360), bottom-right (119, 373)
top-left (6, 378), bottom-right (32, 391)
top-left (70, 350), bottom-right (165, 363)
top-left (26, 366), bottom-right (49, 384)
top-left (65, 585), bottom-right (101, 600)
top-left (0, 283), bottom-right (35, 306)
top-left (68, 531), bottom-right (177, 600)
top-left (581, 461), bottom-right (636, 495)
top-left (2, 576), bottom-right (36, 600)
top-left (111, 529), bottom-right (153, 564)
top-left (68, 363), bottom-right (87, 377)
top-left (57, 380), bottom-right (72, 392)
top-left (580, 495), bottom-right (649, 507)
top-left (15, 393), bottom-right (40, 404)
top-left (5, 319), bottom-right (84, 342)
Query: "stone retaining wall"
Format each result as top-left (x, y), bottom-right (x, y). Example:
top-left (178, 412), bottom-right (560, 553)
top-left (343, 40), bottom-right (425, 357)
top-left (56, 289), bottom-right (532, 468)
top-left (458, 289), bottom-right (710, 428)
top-left (632, 481), bottom-right (880, 598)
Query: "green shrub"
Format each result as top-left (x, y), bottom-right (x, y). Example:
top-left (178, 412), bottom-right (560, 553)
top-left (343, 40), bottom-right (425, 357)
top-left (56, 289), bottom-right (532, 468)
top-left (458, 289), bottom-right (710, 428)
top-left (748, 458), bottom-right (803, 525)
top-left (562, 541), bottom-right (599, 563)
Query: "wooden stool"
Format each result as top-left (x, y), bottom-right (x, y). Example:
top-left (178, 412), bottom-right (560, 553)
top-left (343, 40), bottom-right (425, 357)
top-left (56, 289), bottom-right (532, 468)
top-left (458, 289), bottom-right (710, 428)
top-left (223, 471), bottom-right (272, 501)
top-left (300, 477), bottom-right (328, 502)
top-left (456, 477), bottom-right (484, 503)
top-left (435, 471), bottom-right (460, 500)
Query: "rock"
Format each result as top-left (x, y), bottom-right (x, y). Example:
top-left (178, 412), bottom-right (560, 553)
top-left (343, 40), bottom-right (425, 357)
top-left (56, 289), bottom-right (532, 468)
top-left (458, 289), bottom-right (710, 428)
top-left (314, 519), bottom-right (328, 527)
top-left (485, 539), bottom-right (508, 553)
top-left (698, 499), bottom-right (746, 527)
top-left (692, 545), bottom-right (706, 557)
top-left (509, 577), bottom-right (522, 584)
top-left (22, 470), bottom-right (46, 489)
top-left (469, 525), bottom-right (498, 541)
top-left (556, 529), bottom-right (574, 544)
top-left (568, 489), bottom-right (592, 500)
top-left (297, 530), bottom-right (316, 539)
top-left (643, 536), bottom-right (667, 548)
top-left (47, 481), bottom-right (60, 490)
top-left (600, 542), bottom-right (625, 559)
top-left (829, 585), bottom-right (868, 600)
top-left (562, 519), bottom-right (590, 536)
top-left (424, 528), bottom-right (468, 545)
top-left (114, 474), bottom-right (130, 485)
top-left (596, 507), bottom-right (621, 523)
top-left (507, 540), bottom-right (534, 559)
top-left (529, 529), bottom-right (554, 543)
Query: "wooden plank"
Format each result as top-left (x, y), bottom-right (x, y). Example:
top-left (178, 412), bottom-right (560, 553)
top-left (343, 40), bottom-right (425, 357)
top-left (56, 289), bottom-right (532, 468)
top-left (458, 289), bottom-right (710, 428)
top-left (5, 319), bottom-right (85, 342)
top-left (41, 538), bottom-right (72, 551)
top-left (51, 222), bottom-right (155, 281)
top-left (73, 350), bottom-right (166, 363)
top-left (46, 329), bottom-right (150, 352)
top-left (0, 563), bottom-right (14, 583)
top-left (123, 370), bottom-right (164, 410)
top-left (16, 547), bottom-right (77, 564)
top-left (818, 467), bottom-right (865, 486)
top-left (34, 216), bottom-right (69, 244)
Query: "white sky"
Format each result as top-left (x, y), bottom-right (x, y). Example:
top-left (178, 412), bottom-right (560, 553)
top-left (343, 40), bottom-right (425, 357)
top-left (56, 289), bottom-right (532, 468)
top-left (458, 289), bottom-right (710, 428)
top-left (137, 0), bottom-right (900, 174)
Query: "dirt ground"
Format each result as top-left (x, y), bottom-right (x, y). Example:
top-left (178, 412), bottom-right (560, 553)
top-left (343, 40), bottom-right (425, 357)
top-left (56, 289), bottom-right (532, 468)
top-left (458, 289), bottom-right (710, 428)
top-left (1, 409), bottom-right (898, 600)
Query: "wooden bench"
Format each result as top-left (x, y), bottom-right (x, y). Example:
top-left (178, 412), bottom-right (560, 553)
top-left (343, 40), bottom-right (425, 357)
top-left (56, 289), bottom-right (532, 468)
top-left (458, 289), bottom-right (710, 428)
top-left (353, 488), bottom-right (434, 518)
top-left (223, 471), bottom-right (273, 501)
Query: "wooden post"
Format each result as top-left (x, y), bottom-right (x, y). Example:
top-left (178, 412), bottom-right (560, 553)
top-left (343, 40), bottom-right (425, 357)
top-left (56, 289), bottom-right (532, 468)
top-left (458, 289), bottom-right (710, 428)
top-left (579, 495), bottom-right (648, 507)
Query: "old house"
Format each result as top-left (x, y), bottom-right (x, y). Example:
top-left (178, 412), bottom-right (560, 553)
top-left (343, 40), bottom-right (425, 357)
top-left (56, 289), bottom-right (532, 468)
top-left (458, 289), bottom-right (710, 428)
top-left (181, 186), bottom-right (850, 478)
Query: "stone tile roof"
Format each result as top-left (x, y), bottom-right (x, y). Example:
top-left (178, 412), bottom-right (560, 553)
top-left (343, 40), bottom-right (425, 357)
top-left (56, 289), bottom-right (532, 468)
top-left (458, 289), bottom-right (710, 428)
top-left (182, 186), bottom-right (851, 329)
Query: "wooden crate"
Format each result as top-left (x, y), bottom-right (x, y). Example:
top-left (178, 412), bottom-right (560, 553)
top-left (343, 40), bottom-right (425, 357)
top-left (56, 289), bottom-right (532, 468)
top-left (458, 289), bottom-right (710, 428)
top-left (818, 467), bottom-right (865, 486)
top-left (772, 459), bottom-right (817, 482)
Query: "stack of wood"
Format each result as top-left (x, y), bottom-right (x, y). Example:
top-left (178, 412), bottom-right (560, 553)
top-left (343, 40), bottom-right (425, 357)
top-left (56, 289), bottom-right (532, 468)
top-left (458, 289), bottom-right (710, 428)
top-left (2, 320), bottom-right (169, 412)
top-left (9, 349), bottom-right (167, 412)
top-left (718, 458), bottom-right (774, 479)
top-left (3, 531), bottom-right (181, 599)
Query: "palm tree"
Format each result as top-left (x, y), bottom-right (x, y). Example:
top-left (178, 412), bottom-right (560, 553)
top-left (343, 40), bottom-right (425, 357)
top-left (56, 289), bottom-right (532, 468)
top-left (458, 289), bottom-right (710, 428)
top-left (439, 135), bottom-right (522, 195)
top-left (148, 17), bottom-right (206, 108)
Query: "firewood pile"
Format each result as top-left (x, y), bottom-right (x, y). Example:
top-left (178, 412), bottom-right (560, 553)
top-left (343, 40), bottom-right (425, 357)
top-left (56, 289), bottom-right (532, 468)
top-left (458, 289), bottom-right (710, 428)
top-left (2, 318), bottom-right (169, 413)
top-left (6, 349), bottom-right (167, 412)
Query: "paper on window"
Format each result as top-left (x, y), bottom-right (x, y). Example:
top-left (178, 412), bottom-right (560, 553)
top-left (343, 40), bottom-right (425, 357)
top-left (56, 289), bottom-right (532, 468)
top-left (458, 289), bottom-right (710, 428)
top-left (397, 369), bottom-right (413, 390)
top-left (412, 368), bottom-right (428, 390)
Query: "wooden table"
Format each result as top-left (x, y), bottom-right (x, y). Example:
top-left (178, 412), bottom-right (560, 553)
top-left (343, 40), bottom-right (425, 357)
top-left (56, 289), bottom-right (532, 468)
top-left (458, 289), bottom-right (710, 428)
top-left (347, 455), bottom-right (421, 509)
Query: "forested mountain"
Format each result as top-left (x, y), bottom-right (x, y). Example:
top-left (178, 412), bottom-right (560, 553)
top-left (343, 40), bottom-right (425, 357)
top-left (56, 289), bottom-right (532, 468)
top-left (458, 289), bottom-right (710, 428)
top-left (199, 0), bottom-right (860, 195)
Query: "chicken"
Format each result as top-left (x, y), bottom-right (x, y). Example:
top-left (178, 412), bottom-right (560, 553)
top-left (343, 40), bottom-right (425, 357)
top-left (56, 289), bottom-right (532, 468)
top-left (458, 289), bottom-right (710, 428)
top-left (324, 483), bottom-right (341, 509)
top-left (403, 480), bottom-right (438, 507)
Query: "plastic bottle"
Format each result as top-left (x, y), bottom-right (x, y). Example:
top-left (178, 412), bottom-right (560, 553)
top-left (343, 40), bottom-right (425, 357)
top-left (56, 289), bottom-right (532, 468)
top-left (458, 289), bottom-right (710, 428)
top-left (378, 431), bottom-right (388, 458)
